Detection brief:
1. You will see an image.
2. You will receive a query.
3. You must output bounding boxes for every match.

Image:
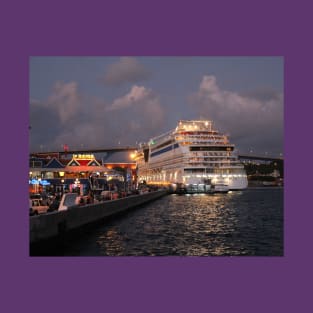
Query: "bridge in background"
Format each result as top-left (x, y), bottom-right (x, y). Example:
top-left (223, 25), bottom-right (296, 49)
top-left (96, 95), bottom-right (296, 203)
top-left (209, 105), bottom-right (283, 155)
top-left (31, 147), bottom-right (137, 156)
top-left (30, 147), bottom-right (283, 163)
top-left (238, 154), bottom-right (283, 163)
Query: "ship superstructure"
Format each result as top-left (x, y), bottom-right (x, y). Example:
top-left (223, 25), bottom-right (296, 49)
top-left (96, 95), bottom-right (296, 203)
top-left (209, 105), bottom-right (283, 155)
top-left (133, 120), bottom-right (248, 191)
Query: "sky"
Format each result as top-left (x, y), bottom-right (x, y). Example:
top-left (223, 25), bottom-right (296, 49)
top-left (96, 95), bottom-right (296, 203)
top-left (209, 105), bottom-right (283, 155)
top-left (29, 57), bottom-right (283, 159)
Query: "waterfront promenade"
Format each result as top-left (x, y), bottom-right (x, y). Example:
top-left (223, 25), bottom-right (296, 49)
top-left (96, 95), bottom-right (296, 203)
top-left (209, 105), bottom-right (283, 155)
top-left (30, 190), bottom-right (168, 246)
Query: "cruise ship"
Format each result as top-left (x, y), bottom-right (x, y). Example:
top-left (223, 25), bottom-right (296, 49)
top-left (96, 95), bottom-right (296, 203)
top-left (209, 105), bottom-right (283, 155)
top-left (133, 120), bottom-right (248, 192)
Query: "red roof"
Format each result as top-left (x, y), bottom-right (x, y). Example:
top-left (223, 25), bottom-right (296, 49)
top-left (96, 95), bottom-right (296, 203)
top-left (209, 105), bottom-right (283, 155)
top-left (66, 157), bottom-right (102, 166)
top-left (76, 159), bottom-right (90, 166)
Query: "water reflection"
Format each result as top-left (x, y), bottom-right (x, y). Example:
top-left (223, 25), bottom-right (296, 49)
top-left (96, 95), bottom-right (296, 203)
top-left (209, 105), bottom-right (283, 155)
top-left (96, 228), bottom-right (125, 255)
top-left (65, 189), bottom-right (283, 256)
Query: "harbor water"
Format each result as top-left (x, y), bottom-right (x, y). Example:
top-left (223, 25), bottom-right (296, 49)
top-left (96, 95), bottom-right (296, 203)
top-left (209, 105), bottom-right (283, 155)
top-left (43, 188), bottom-right (283, 256)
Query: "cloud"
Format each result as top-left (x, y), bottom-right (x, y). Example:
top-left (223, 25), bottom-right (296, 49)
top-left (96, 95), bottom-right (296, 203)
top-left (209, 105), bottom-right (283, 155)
top-left (105, 85), bottom-right (165, 134)
top-left (29, 98), bottom-right (62, 150)
top-left (30, 82), bottom-right (165, 152)
top-left (105, 85), bottom-right (165, 125)
top-left (239, 87), bottom-right (281, 102)
top-left (106, 85), bottom-right (162, 116)
top-left (45, 81), bottom-right (83, 124)
top-left (107, 85), bottom-right (149, 111)
top-left (101, 57), bottom-right (151, 86)
top-left (189, 75), bottom-right (283, 155)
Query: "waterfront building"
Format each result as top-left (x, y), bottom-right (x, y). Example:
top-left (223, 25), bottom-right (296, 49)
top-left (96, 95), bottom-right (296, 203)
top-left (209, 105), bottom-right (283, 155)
top-left (29, 153), bottom-right (136, 194)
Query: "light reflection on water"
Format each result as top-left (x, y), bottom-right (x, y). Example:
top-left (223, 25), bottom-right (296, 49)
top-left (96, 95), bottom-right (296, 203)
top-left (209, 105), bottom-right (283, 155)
top-left (65, 188), bottom-right (283, 256)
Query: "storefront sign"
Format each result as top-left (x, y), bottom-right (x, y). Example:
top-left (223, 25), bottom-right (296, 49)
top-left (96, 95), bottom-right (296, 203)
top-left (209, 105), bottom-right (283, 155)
top-left (40, 180), bottom-right (50, 186)
top-left (73, 154), bottom-right (95, 159)
top-left (29, 179), bottom-right (50, 185)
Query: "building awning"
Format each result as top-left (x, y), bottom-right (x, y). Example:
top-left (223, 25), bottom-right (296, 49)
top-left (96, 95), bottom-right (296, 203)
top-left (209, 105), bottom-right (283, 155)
top-left (64, 165), bottom-right (110, 173)
top-left (32, 168), bottom-right (66, 172)
top-left (46, 178), bottom-right (93, 185)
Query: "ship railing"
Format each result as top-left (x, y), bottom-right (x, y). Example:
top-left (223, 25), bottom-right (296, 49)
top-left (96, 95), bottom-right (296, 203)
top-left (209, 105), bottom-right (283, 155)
top-left (150, 129), bottom-right (175, 142)
top-left (183, 163), bottom-right (244, 168)
top-left (183, 159), bottom-right (242, 164)
top-left (176, 137), bottom-right (229, 143)
top-left (176, 135), bottom-right (226, 139)
top-left (185, 157), bottom-right (239, 161)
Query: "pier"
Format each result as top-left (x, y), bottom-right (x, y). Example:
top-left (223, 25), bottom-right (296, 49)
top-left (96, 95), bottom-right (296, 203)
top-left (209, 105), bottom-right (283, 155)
top-left (30, 190), bottom-right (168, 245)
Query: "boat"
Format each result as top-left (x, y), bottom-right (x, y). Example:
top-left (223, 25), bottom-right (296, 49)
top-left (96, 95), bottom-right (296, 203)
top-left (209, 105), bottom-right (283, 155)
top-left (29, 198), bottom-right (49, 215)
top-left (133, 120), bottom-right (248, 192)
top-left (211, 183), bottom-right (229, 193)
top-left (58, 193), bottom-right (80, 211)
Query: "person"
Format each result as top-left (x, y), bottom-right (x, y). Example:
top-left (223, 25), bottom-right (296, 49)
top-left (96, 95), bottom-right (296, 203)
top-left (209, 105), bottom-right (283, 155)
top-left (48, 197), bottom-right (60, 212)
top-left (79, 197), bottom-right (85, 205)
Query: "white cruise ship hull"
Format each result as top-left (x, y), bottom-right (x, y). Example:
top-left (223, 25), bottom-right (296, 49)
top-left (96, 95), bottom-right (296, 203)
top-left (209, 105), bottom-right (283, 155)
top-left (137, 170), bottom-right (248, 190)
top-left (134, 120), bottom-right (248, 192)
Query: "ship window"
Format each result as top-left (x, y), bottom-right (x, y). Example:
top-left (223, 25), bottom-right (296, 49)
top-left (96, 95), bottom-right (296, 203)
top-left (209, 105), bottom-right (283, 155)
top-left (150, 143), bottom-right (179, 157)
top-left (151, 139), bottom-right (175, 152)
top-left (190, 146), bottom-right (234, 151)
top-left (184, 168), bottom-right (206, 173)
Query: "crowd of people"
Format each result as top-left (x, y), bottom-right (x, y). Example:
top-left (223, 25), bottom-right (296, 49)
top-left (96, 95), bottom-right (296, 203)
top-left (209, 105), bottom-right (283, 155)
top-left (30, 182), bottom-right (162, 216)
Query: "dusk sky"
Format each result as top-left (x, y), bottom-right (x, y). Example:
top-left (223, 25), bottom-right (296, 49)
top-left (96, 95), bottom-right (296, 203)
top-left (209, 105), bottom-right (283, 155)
top-left (30, 57), bottom-right (283, 159)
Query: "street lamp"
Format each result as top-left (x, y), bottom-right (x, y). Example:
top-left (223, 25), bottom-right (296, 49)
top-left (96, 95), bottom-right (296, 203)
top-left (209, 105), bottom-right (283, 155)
top-left (61, 179), bottom-right (65, 192)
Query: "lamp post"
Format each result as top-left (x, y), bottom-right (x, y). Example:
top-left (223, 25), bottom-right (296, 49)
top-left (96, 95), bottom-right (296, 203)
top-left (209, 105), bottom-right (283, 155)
top-left (38, 178), bottom-right (41, 193)
top-left (61, 179), bottom-right (65, 193)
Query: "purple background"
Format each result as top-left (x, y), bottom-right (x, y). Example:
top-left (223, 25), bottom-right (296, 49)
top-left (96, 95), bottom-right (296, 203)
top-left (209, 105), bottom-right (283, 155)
top-left (1, 0), bottom-right (311, 312)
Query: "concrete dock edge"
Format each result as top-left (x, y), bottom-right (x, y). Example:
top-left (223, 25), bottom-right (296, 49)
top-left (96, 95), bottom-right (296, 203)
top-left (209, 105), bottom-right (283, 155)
top-left (30, 190), bottom-right (168, 245)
